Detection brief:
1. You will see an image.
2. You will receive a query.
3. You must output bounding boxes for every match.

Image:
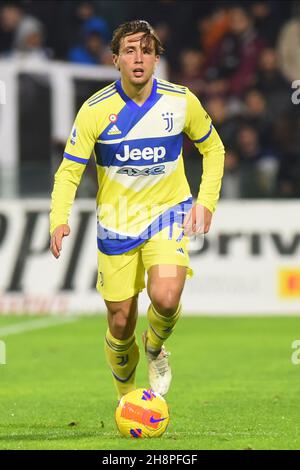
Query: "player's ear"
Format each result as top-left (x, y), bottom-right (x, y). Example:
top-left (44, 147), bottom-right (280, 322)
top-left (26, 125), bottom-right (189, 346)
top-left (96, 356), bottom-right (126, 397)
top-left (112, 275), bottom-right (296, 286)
top-left (112, 54), bottom-right (120, 70)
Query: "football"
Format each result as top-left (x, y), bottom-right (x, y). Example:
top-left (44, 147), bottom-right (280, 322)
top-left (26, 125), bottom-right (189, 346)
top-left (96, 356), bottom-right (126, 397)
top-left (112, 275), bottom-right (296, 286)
top-left (115, 388), bottom-right (170, 438)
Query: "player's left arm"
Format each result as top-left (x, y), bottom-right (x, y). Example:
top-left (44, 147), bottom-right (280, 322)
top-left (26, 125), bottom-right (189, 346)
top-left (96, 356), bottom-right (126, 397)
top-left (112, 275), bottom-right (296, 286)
top-left (183, 89), bottom-right (225, 235)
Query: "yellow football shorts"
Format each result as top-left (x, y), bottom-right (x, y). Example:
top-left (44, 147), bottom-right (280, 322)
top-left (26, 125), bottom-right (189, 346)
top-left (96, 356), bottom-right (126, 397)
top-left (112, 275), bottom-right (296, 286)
top-left (96, 223), bottom-right (193, 301)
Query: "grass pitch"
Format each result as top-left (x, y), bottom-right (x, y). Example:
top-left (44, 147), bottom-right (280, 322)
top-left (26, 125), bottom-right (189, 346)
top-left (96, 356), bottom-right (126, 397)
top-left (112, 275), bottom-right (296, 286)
top-left (0, 314), bottom-right (300, 450)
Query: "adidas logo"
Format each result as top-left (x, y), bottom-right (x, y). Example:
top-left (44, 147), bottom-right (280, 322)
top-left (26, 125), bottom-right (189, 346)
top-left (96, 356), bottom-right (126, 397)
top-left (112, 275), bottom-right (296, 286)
top-left (176, 248), bottom-right (185, 256)
top-left (108, 124), bottom-right (122, 135)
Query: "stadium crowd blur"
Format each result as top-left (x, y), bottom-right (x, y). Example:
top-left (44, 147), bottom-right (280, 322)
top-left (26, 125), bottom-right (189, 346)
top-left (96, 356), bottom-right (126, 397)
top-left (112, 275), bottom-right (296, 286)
top-left (1, 0), bottom-right (300, 199)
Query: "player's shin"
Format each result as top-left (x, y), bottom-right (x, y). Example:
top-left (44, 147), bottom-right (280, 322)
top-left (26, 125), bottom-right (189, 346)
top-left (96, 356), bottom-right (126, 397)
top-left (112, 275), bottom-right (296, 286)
top-left (145, 303), bottom-right (182, 355)
top-left (104, 329), bottom-right (140, 400)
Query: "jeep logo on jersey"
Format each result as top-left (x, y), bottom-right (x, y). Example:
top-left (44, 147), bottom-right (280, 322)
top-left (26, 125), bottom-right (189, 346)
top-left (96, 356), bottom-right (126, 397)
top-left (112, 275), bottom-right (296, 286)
top-left (116, 165), bottom-right (165, 176)
top-left (115, 145), bottom-right (166, 163)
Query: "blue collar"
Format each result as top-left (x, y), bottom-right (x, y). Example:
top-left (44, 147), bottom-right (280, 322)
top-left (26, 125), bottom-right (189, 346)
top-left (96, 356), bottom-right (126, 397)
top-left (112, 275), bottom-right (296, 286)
top-left (115, 78), bottom-right (158, 111)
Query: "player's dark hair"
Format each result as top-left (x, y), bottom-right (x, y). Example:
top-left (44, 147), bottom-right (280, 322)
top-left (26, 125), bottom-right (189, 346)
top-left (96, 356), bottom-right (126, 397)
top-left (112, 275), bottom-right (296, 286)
top-left (111, 20), bottom-right (164, 56)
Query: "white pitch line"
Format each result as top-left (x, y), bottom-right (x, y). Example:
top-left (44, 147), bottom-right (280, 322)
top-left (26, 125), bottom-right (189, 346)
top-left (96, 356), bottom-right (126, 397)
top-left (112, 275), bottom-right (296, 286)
top-left (0, 317), bottom-right (77, 337)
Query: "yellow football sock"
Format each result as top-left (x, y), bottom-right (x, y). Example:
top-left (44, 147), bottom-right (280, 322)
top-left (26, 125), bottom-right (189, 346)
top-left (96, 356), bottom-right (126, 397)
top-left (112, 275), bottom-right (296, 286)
top-left (145, 303), bottom-right (182, 356)
top-left (104, 329), bottom-right (140, 400)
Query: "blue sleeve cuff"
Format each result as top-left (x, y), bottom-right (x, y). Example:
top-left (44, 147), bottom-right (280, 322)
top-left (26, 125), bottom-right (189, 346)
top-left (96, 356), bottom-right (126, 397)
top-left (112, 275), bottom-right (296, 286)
top-left (193, 123), bottom-right (213, 143)
top-left (64, 152), bottom-right (89, 164)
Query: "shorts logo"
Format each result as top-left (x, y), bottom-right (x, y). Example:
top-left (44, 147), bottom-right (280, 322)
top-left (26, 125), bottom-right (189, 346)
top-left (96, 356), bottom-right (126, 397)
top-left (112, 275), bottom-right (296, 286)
top-left (116, 165), bottom-right (165, 176)
top-left (99, 272), bottom-right (104, 287)
top-left (115, 145), bottom-right (166, 163)
top-left (109, 113), bottom-right (118, 122)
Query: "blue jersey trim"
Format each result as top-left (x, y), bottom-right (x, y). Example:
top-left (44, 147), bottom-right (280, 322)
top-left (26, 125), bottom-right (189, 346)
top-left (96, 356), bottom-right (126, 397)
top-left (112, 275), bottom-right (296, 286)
top-left (193, 123), bottom-right (213, 143)
top-left (115, 78), bottom-right (158, 111)
top-left (97, 197), bottom-right (192, 255)
top-left (64, 152), bottom-right (89, 164)
top-left (98, 92), bottom-right (163, 143)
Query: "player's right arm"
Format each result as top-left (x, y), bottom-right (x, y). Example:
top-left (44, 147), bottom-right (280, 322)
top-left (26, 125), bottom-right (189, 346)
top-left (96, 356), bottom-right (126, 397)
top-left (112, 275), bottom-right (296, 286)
top-left (50, 224), bottom-right (70, 259)
top-left (49, 101), bottom-right (97, 258)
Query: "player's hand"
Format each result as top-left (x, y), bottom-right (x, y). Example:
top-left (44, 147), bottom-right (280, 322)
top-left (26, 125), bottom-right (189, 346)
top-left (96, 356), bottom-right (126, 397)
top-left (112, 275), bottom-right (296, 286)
top-left (183, 204), bottom-right (212, 236)
top-left (50, 224), bottom-right (70, 259)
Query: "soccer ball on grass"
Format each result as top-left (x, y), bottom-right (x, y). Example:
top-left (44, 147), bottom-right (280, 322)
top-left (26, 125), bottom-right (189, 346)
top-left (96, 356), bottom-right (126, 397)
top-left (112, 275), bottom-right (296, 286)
top-left (115, 388), bottom-right (169, 438)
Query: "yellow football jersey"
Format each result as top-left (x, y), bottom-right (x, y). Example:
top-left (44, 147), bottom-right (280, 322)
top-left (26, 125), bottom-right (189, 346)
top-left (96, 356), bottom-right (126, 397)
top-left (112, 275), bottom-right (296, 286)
top-left (50, 78), bottom-right (224, 254)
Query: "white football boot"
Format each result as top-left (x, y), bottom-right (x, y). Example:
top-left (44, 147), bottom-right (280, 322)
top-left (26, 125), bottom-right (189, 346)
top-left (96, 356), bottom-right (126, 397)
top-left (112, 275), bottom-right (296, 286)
top-left (142, 331), bottom-right (172, 396)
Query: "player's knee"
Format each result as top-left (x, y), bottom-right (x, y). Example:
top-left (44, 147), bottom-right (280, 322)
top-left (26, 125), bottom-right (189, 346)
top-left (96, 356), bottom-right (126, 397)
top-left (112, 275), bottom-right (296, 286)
top-left (151, 288), bottom-right (181, 317)
top-left (109, 311), bottom-right (130, 338)
top-left (107, 301), bottom-right (137, 339)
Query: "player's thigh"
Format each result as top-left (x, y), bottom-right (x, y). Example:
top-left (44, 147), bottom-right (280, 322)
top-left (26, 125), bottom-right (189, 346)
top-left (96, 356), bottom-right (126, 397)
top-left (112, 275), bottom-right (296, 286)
top-left (147, 264), bottom-right (187, 308)
top-left (147, 264), bottom-right (187, 289)
top-left (97, 247), bottom-right (145, 302)
top-left (142, 223), bottom-right (193, 278)
top-left (142, 224), bottom-right (192, 303)
top-left (104, 296), bottom-right (138, 316)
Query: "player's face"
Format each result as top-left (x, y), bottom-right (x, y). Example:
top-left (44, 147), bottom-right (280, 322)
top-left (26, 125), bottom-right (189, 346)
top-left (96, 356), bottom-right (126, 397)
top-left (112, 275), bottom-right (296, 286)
top-left (113, 33), bottom-right (159, 86)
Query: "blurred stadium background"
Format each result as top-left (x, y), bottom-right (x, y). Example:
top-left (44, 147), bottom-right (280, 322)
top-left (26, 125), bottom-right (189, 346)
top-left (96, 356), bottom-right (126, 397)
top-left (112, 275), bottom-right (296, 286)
top-left (0, 0), bottom-right (299, 316)
top-left (1, 0), bottom-right (300, 451)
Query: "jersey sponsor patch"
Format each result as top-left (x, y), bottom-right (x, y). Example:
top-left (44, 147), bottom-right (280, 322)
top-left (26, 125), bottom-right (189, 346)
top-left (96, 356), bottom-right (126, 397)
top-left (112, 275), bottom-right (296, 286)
top-left (115, 145), bottom-right (166, 163)
top-left (116, 165), bottom-right (166, 177)
top-left (70, 126), bottom-right (77, 145)
top-left (109, 113), bottom-right (118, 122)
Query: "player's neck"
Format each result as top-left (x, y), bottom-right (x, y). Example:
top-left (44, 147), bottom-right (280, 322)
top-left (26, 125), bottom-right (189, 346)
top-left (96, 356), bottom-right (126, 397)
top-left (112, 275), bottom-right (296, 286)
top-left (121, 77), bottom-right (154, 106)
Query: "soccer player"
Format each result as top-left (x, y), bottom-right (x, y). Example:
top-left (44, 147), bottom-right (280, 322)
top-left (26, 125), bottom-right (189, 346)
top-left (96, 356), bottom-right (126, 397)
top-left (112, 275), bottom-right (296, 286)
top-left (49, 20), bottom-right (225, 401)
